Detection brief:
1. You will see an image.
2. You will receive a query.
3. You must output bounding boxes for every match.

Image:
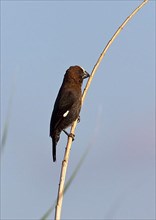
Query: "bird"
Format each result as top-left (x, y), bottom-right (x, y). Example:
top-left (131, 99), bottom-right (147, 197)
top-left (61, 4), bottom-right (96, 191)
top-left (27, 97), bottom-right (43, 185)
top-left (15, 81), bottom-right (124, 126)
top-left (50, 65), bottom-right (90, 162)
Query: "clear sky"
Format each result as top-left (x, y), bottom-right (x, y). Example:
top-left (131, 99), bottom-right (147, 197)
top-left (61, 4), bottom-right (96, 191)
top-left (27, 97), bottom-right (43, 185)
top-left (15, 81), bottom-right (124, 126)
top-left (1, 1), bottom-right (155, 220)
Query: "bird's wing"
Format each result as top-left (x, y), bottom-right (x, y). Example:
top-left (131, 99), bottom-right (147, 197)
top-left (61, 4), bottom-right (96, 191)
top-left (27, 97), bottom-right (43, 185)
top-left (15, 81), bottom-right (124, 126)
top-left (50, 88), bottom-right (77, 131)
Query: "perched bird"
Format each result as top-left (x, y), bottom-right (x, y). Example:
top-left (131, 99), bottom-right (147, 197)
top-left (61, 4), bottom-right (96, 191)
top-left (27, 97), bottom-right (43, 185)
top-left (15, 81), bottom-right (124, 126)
top-left (50, 65), bottom-right (90, 162)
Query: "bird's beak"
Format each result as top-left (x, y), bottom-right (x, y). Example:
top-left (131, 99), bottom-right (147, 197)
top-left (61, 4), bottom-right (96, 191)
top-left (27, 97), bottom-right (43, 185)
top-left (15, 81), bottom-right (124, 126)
top-left (82, 70), bottom-right (90, 79)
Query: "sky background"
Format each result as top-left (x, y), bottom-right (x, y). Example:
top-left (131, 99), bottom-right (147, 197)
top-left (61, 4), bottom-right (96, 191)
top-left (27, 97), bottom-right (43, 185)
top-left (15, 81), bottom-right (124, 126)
top-left (1, 1), bottom-right (155, 220)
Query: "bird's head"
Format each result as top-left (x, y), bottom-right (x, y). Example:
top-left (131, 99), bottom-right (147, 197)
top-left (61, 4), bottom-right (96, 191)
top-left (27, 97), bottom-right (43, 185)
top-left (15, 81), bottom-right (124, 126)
top-left (64, 65), bottom-right (90, 84)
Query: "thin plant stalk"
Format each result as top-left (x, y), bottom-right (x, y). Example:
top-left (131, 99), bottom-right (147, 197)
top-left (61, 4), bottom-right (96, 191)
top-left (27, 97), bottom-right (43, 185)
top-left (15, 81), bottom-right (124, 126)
top-left (54, 1), bottom-right (149, 219)
top-left (41, 108), bottom-right (101, 220)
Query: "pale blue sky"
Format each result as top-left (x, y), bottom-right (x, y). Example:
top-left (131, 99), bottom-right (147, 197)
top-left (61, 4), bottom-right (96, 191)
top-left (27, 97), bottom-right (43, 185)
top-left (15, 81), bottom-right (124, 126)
top-left (1, 1), bottom-right (155, 219)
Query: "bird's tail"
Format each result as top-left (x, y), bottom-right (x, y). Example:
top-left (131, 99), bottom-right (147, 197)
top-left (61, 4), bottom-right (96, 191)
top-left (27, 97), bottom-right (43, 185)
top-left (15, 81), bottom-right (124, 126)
top-left (52, 138), bottom-right (56, 162)
top-left (52, 132), bottom-right (60, 162)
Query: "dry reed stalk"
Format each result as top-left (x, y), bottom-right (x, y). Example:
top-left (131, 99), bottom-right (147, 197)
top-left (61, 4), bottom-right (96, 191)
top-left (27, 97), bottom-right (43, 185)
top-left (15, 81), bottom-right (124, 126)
top-left (54, 1), bottom-right (149, 219)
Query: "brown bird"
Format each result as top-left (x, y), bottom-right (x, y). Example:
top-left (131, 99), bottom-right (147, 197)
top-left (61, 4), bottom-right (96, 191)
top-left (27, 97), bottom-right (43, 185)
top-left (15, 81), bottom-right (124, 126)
top-left (50, 65), bottom-right (90, 162)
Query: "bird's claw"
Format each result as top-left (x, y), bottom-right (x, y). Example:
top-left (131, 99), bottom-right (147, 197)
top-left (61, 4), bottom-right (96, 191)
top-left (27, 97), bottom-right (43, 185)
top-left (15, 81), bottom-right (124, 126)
top-left (77, 116), bottom-right (80, 123)
top-left (68, 133), bottom-right (75, 141)
top-left (63, 129), bottom-right (75, 141)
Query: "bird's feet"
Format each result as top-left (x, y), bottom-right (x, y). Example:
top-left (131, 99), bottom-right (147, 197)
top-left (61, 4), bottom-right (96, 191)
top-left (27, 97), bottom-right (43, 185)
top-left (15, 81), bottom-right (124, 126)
top-left (77, 116), bottom-right (80, 123)
top-left (63, 130), bottom-right (75, 141)
top-left (68, 133), bottom-right (75, 141)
